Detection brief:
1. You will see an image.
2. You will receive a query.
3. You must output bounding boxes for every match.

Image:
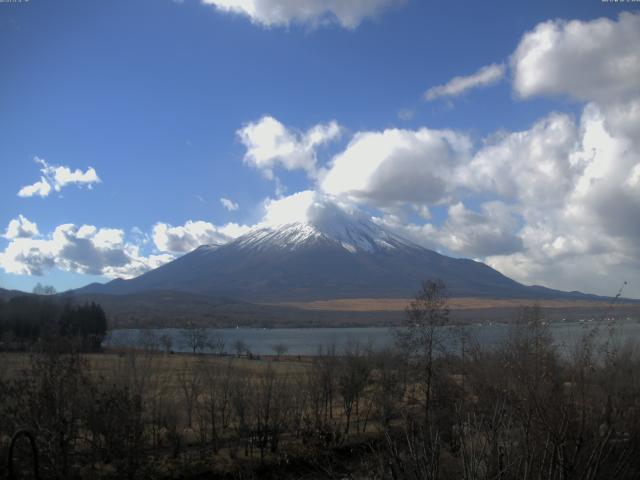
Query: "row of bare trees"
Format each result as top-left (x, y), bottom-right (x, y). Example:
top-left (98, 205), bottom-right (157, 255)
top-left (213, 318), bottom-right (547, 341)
top-left (136, 324), bottom-right (281, 359)
top-left (376, 281), bottom-right (640, 480)
top-left (1, 280), bottom-right (640, 479)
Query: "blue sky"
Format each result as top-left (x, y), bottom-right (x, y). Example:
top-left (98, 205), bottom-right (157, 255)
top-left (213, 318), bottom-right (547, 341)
top-left (1, 0), bottom-right (639, 297)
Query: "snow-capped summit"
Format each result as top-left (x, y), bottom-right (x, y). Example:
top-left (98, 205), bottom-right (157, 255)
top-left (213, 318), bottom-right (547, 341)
top-left (234, 197), bottom-right (412, 254)
top-left (76, 194), bottom-right (589, 302)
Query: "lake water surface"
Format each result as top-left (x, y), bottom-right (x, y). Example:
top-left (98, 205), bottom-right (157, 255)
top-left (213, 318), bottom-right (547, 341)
top-left (105, 318), bottom-right (640, 356)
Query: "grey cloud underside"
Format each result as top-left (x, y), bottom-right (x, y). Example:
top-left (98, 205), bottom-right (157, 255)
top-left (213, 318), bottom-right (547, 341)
top-left (442, 204), bottom-right (524, 257)
top-left (202, 0), bottom-right (401, 29)
top-left (12, 252), bottom-right (55, 277)
top-left (367, 158), bottom-right (447, 204)
top-left (58, 238), bottom-right (130, 275)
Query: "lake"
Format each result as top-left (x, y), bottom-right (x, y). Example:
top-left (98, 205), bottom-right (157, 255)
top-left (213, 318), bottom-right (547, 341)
top-left (104, 318), bottom-right (640, 356)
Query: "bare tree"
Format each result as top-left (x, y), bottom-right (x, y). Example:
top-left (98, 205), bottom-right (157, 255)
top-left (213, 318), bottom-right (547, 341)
top-left (159, 333), bottom-right (173, 354)
top-left (289, 372), bottom-right (309, 439)
top-left (24, 341), bottom-right (92, 478)
top-left (271, 343), bottom-right (288, 360)
top-left (371, 348), bottom-right (406, 429)
top-left (181, 322), bottom-right (210, 354)
top-left (233, 338), bottom-right (247, 357)
top-left (85, 380), bottom-right (147, 479)
top-left (383, 279), bottom-right (450, 480)
top-left (209, 333), bottom-right (226, 355)
top-left (197, 358), bottom-right (234, 452)
top-left (177, 358), bottom-right (202, 428)
top-left (395, 279), bottom-right (449, 421)
top-left (311, 344), bottom-right (338, 426)
top-left (229, 368), bottom-right (252, 457)
top-left (32, 282), bottom-right (57, 295)
top-left (116, 348), bottom-right (156, 400)
top-left (252, 365), bottom-right (291, 460)
top-left (338, 341), bottom-right (371, 434)
top-left (144, 364), bottom-right (174, 447)
top-left (137, 329), bottom-right (160, 352)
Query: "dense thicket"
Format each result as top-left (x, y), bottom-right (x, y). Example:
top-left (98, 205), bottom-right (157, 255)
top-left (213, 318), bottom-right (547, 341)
top-left (0, 295), bottom-right (107, 351)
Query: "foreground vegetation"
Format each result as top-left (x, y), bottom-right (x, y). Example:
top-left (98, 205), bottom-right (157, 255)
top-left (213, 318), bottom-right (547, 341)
top-left (1, 281), bottom-right (639, 479)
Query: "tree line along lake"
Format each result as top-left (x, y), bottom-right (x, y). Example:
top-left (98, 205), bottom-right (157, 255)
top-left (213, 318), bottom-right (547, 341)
top-left (104, 317), bottom-right (640, 356)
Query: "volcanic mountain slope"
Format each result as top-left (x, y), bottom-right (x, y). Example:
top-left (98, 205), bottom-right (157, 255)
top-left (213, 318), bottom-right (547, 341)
top-left (76, 202), bottom-right (601, 302)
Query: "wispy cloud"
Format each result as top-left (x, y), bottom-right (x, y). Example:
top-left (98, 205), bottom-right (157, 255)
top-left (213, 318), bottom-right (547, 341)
top-left (220, 197), bottom-right (239, 211)
top-left (424, 63), bottom-right (505, 101)
top-left (397, 108), bottom-right (414, 121)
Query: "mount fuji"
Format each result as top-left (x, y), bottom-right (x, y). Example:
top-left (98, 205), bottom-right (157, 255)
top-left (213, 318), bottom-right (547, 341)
top-left (75, 198), bottom-right (599, 302)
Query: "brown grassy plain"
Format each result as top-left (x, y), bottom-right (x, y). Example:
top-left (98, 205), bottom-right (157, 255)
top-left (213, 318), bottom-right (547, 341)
top-left (267, 296), bottom-right (638, 311)
top-left (0, 350), bottom-right (310, 385)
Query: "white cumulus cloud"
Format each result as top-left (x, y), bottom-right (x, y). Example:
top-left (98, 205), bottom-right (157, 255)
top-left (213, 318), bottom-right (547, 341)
top-left (460, 112), bottom-right (582, 207)
top-left (374, 201), bottom-right (522, 258)
top-left (17, 157), bottom-right (101, 198)
top-left (437, 202), bottom-right (523, 257)
top-left (512, 12), bottom-right (640, 103)
top-left (321, 127), bottom-right (472, 207)
top-left (261, 190), bottom-right (318, 226)
top-left (18, 177), bottom-right (52, 198)
top-left (238, 116), bottom-right (341, 180)
top-left (327, 9), bottom-right (640, 297)
top-left (3, 215), bottom-right (39, 240)
top-left (152, 220), bottom-right (251, 254)
top-left (464, 104), bottom-right (640, 297)
top-left (424, 63), bottom-right (505, 101)
top-left (201, 0), bottom-right (401, 29)
top-left (0, 222), bottom-right (172, 279)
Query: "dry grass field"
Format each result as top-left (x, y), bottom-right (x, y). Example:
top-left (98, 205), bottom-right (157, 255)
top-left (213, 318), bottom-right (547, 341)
top-left (0, 350), bottom-right (310, 385)
top-left (267, 296), bottom-right (638, 312)
top-left (0, 348), bottom-right (390, 478)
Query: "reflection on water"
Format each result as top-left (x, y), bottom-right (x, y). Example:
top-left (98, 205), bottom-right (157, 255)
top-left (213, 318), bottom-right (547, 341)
top-left (104, 318), bottom-right (640, 356)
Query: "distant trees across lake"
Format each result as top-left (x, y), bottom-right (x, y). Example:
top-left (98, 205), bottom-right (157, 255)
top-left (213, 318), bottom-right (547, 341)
top-left (0, 295), bottom-right (107, 351)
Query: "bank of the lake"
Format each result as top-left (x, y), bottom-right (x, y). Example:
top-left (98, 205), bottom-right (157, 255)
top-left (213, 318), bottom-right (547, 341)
top-left (104, 317), bottom-right (640, 356)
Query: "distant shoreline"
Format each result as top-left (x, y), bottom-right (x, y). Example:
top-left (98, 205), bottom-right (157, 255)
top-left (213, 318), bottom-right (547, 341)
top-left (264, 296), bottom-right (640, 312)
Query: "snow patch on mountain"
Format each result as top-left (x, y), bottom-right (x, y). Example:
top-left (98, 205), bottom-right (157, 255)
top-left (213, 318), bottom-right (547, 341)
top-left (232, 194), bottom-right (417, 253)
top-left (193, 243), bottom-right (224, 254)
